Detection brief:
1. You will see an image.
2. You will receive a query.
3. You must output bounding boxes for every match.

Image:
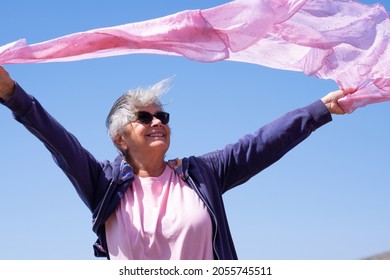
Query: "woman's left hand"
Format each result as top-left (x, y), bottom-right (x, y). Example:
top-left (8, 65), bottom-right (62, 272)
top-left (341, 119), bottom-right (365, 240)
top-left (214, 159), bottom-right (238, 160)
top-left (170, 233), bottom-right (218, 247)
top-left (0, 66), bottom-right (15, 102)
top-left (321, 87), bottom-right (357, 115)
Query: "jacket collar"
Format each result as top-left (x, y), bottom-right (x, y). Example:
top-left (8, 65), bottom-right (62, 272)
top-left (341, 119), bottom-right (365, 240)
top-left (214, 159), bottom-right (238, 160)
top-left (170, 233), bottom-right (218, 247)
top-left (119, 159), bottom-right (134, 181)
top-left (111, 156), bottom-right (134, 183)
top-left (167, 158), bottom-right (189, 180)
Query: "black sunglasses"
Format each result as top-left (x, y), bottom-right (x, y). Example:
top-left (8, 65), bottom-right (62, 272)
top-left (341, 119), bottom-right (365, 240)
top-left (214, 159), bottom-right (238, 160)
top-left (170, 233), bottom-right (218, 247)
top-left (134, 111), bottom-right (170, 125)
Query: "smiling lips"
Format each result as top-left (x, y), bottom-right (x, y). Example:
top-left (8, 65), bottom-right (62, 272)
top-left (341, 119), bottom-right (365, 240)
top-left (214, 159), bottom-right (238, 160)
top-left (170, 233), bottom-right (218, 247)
top-left (147, 132), bottom-right (165, 138)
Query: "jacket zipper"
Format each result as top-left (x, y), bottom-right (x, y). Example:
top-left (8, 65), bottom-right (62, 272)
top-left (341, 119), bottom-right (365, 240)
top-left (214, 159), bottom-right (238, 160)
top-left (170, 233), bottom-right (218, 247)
top-left (92, 180), bottom-right (115, 231)
top-left (187, 176), bottom-right (220, 260)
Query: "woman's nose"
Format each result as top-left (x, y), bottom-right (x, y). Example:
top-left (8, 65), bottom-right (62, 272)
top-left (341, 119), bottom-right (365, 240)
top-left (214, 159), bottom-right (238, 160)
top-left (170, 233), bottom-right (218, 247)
top-left (151, 116), bottom-right (163, 126)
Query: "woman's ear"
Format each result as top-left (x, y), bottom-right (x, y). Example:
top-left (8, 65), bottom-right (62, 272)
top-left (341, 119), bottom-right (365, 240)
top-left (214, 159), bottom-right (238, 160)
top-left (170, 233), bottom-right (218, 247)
top-left (114, 133), bottom-right (128, 153)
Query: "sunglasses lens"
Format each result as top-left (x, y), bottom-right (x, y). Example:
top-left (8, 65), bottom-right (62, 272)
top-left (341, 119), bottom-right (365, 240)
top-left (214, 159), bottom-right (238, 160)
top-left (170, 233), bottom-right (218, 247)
top-left (137, 112), bottom-right (153, 124)
top-left (156, 112), bottom-right (170, 124)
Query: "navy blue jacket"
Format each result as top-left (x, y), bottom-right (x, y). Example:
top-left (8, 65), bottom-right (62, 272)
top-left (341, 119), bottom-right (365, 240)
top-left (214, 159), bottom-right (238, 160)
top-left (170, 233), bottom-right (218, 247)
top-left (2, 83), bottom-right (332, 259)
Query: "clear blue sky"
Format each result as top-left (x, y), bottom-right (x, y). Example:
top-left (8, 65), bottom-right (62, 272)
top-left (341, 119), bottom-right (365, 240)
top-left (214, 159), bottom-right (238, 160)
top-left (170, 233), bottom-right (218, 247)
top-left (0, 0), bottom-right (389, 260)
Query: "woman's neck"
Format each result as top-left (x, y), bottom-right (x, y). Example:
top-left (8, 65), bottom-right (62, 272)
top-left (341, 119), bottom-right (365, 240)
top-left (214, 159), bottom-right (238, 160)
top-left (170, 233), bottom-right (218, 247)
top-left (130, 159), bottom-right (167, 178)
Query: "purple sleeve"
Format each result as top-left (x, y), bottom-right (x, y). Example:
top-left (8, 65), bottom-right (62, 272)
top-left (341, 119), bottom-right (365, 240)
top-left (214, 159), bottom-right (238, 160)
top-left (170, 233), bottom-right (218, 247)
top-left (2, 83), bottom-right (108, 211)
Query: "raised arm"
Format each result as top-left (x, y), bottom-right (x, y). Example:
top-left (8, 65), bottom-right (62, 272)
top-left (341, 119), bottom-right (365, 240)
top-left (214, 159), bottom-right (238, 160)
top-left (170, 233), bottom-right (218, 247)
top-left (0, 66), bottom-right (110, 211)
top-left (203, 88), bottom-right (356, 193)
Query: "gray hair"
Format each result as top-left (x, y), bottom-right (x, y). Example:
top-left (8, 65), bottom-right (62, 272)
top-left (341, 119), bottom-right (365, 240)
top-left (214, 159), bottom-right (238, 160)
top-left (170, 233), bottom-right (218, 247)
top-left (106, 77), bottom-right (173, 142)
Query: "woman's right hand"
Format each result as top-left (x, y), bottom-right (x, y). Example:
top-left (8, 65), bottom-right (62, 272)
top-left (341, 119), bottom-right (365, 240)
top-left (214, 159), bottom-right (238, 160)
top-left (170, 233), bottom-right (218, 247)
top-left (0, 66), bottom-right (15, 101)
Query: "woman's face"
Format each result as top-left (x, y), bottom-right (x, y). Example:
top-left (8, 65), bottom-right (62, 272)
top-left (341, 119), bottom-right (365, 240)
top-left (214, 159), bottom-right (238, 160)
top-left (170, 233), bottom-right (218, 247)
top-left (117, 103), bottom-right (171, 161)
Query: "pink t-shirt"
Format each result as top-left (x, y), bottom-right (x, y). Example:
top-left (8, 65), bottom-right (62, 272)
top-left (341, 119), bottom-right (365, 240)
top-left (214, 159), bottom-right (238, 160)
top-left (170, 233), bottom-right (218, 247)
top-left (105, 165), bottom-right (214, 259)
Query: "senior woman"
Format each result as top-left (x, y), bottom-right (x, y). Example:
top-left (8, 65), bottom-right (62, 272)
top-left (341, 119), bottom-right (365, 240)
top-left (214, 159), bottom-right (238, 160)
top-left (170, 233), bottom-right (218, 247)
top-left (0, 66), bottom-right (355, 259)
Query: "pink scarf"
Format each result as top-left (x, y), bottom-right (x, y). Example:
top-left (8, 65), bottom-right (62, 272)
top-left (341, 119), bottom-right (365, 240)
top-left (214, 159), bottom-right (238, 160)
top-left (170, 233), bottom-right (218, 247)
top-left (1, 0), bottom-right (389, 113)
